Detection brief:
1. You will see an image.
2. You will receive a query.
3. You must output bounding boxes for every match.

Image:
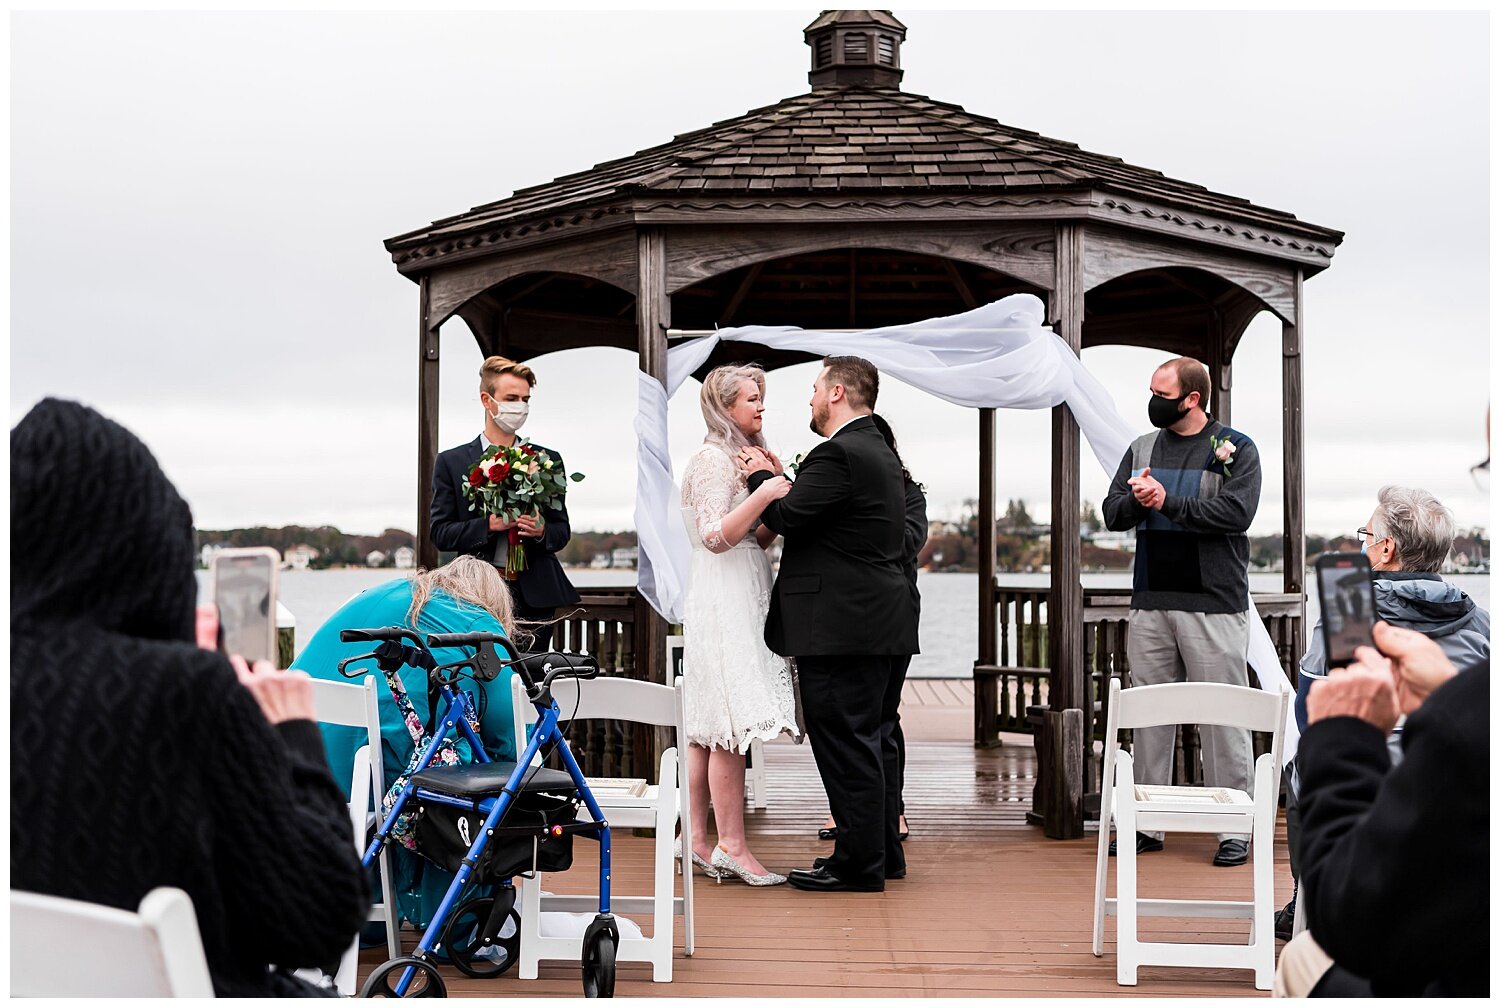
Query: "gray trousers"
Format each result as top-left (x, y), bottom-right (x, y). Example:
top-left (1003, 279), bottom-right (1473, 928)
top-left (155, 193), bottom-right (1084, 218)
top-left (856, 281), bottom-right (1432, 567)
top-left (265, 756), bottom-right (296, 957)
top-left (1125, 608), bottom-right (1254, 842)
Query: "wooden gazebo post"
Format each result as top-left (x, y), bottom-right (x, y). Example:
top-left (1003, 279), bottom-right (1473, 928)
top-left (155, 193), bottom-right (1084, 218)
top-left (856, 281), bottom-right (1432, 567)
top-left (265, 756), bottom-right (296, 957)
top-left (1043, 223), bottom-right (1087, 839)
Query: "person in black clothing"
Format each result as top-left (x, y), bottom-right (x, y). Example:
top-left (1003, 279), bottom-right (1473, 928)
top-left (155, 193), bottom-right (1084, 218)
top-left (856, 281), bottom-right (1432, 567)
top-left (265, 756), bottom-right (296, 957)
top-left (818, 413), bottom-right (926, 843)
top-left (430, 356), bottom-right (580, 652)
top-left (738, 357), bottom-right (918, 893)
top-left (10, 399), bottom-right (369, 997)
top-left (1274, 621), bottom-right (1489, 997)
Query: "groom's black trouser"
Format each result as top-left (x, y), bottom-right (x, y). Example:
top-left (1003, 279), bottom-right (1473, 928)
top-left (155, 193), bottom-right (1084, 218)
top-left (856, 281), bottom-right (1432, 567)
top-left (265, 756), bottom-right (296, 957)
top-left (798, 653), bottom-right (905, 889)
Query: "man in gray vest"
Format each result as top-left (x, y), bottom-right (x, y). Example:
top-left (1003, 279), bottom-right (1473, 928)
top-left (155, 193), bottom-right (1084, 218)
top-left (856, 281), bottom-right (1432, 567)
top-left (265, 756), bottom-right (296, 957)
top-left (1102, 356), bottom-right (1262, 867)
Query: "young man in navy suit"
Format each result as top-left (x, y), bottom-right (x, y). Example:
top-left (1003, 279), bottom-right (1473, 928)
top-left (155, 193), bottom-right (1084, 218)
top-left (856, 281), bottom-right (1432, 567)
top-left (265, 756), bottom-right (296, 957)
top-left (430, 356), bottom-right (580, 652)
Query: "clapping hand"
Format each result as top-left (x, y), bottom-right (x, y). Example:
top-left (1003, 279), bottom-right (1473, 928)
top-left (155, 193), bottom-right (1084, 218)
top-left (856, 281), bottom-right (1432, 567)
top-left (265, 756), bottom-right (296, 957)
top-left (1127, 466), bottom-right (1166, 510)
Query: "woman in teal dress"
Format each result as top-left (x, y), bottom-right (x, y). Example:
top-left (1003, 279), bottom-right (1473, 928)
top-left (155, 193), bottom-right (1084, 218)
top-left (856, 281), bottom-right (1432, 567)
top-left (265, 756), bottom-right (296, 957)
top-left (293, 556), bottom-right (524, 933)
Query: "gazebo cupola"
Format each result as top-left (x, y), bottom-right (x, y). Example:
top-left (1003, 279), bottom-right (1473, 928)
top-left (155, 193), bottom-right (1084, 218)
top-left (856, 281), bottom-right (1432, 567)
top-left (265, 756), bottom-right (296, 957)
top-left (805, 9), bottom-right (906, 88)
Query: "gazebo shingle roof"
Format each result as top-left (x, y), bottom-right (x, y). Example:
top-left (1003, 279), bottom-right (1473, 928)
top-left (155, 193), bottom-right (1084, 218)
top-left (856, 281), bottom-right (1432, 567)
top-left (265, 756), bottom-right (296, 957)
top-left (388, 85), bottom-right (1340, 262)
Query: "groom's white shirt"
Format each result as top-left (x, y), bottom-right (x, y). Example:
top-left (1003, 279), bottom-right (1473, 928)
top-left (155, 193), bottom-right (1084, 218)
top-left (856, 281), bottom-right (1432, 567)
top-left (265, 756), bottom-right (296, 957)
top-left (824, 415), bottom-right (866, 440)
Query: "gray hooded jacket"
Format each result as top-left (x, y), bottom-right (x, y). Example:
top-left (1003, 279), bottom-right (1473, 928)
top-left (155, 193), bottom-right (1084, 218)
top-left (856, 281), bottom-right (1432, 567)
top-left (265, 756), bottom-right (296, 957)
top-left (1296, 571), bottom-right (1490, 733)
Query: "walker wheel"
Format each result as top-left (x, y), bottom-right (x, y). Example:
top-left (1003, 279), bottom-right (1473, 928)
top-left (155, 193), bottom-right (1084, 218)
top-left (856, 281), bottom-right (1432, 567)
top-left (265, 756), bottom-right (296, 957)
top-left (581, 927), bottom-right (616, 998)
top-left (444, 896), bottom-right (520, 979)
top-left (359, 956), bottom-right (447, 998)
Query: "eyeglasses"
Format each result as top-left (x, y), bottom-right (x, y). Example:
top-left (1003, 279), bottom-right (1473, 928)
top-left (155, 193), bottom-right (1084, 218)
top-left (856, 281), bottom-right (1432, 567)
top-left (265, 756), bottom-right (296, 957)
top-left (1356, 527), bottom-right (1383, 542)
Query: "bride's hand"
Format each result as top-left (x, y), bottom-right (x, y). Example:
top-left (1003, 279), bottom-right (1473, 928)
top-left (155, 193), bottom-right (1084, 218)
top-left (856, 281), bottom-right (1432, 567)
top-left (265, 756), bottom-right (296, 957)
top-left (759, 475), bottom-right (792, 501)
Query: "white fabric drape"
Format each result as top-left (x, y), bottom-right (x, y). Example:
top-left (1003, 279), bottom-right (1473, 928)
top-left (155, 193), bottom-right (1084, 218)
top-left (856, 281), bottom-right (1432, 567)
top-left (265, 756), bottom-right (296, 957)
top-left (632, 293), bottom-right (1298, 758)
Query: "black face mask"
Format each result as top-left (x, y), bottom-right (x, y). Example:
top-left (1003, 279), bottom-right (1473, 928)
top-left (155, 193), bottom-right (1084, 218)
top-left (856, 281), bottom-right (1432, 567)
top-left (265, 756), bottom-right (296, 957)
top-left (1148, 393), bottom-right (1190, 429)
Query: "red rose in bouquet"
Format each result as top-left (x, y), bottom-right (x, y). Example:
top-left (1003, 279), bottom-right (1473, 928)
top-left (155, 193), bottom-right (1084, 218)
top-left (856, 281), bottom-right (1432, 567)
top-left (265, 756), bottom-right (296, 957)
top-left (461, 441), bottom-right (585, 579)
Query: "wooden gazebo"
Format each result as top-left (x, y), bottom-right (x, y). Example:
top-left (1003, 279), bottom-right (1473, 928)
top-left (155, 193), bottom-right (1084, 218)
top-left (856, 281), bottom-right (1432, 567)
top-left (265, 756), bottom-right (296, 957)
top-left (384, 10), bottom-right (1342, 837)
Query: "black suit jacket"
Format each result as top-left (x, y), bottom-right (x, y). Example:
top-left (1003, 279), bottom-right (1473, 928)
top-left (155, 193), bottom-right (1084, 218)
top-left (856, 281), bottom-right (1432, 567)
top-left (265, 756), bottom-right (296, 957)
top-left (750, 416), bottom-right (918, 657)
top-left (430, 437), bottom-right (581, 610)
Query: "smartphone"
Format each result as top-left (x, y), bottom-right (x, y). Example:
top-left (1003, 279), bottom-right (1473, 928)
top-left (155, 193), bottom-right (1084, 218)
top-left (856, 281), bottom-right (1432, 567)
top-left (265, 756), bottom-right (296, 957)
top-left (211, 547), bottom-right (281, 664)
top-left (1314, 551), bottom-right (1376, 671)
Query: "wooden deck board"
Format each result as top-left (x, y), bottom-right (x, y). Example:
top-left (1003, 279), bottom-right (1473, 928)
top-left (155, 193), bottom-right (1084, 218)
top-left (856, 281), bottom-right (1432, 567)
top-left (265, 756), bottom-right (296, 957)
top-left (360, 681), bottom-right (1289, 998)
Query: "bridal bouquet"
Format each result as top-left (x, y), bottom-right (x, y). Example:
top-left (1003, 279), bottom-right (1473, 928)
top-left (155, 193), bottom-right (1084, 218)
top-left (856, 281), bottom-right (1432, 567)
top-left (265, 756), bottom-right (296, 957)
top-left (462, 442), bottom-right (585, 579)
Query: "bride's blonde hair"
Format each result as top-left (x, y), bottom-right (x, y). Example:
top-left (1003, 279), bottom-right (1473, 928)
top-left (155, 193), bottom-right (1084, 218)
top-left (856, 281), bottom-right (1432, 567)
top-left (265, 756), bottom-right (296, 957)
top-left (406, 556), bottom-right (515, 634)
top-left (700, 364), bottom-right (768, 455)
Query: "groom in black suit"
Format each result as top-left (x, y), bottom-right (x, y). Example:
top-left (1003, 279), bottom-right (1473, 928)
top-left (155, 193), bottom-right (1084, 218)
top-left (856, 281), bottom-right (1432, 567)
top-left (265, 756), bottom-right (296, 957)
top-left (740, 356), bottom-right (918, 892)
top-left (430, 356), bottom-right (580, 652)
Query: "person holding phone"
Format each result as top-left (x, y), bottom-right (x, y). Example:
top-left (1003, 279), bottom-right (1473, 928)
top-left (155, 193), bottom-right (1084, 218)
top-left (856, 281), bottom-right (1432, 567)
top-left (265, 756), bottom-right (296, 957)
top-left (1277, 485), bottom-right (1490, 937)
top-left (10, 399), bottom-right (369, 996)
top-left (430, 356), bottom-right (580, 652)
top-left (1273, 623), bottom-right (1488, 997)
top-left (1101, 356), bottom-right (1261, 867)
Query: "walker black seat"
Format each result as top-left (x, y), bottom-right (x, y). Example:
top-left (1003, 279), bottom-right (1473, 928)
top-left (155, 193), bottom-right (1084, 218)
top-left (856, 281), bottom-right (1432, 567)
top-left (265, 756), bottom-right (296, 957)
top-left (411, 761), bottom-right (576, 798)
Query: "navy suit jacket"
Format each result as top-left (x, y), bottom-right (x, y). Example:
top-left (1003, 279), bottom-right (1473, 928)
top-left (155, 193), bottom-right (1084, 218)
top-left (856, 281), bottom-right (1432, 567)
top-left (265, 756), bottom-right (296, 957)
top-left (430, 437), bottom-right (581, 611)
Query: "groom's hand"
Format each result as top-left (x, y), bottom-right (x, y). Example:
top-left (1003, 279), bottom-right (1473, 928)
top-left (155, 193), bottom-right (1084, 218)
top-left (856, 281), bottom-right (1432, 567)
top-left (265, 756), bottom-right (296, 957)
top-left (736, 446), bottom-right (775, 477)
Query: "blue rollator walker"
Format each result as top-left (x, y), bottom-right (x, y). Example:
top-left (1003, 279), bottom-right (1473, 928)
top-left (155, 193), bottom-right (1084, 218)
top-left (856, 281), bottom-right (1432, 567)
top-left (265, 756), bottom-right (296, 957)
top-left (335, 626), bottom-right (618, 998)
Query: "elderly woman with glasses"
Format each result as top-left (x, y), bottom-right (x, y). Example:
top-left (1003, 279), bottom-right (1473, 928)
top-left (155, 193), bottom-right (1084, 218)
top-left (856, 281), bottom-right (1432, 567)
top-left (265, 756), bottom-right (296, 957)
top-left (1276, 484), bottom-right (1490, 938)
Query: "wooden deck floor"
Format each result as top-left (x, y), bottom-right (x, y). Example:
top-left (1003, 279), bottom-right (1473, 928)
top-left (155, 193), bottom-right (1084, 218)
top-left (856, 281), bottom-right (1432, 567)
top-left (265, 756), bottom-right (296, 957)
top-left (360, 680), bottom-right (1291, 998)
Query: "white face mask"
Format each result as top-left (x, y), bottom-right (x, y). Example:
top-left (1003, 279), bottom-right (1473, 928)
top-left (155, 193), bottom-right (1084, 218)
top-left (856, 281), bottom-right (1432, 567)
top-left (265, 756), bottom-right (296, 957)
top-left (488, 399), bottom-right (529, 435)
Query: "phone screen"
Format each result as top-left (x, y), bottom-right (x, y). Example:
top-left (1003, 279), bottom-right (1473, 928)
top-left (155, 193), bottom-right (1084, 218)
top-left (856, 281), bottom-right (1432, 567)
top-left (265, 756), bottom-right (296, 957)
top-left (214, 551), bottom-right (278, 664)
top-left (1317, 553), bottom-right (1376, 669)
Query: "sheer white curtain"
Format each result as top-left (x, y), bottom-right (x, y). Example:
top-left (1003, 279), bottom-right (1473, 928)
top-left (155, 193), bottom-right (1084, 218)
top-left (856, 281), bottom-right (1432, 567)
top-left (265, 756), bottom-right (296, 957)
top-left (633, 293), bottom-right (1297, 756)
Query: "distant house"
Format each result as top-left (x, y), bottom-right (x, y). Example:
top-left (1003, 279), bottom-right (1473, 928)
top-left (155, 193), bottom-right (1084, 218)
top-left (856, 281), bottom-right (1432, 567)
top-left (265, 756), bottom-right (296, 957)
top-left (366, 550), bottom-right (387, 568)
top-left (1089, 530), bottom-right (1137, 553)
top-left (200, 543), bottom-right (226, 568)
top-left (284, 544), bottom-right (319, 571)
top-left (590, 553), bottom-right (611, 569)
top-left (610, 546), bottom-right (639, 569)
top-left (393, 545), bottom-right (416, 569)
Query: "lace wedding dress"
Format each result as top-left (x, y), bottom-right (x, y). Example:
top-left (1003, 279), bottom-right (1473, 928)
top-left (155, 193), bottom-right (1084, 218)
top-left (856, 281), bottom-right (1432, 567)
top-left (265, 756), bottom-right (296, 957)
top-left (679, 444), bottom-right (800, 752)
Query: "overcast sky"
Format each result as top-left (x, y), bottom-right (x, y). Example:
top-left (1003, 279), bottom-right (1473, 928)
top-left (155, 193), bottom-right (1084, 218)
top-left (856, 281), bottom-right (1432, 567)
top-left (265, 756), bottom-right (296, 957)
top-left (11, 10), bottom-right (1490, 539)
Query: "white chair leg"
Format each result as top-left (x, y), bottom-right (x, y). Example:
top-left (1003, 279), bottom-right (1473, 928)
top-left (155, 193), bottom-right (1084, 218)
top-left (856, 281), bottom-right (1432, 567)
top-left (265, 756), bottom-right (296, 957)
top-left (748, 737), bottom-right (768, 809)
top-left (377, 847), bottom-right (401, 961)
top-left (517, 870), bottom-right (543, 980)
top-left (678, 739), bottom-right (696, 959)
top-left (651, 749), bottom-right (678, 982)
top-left (1252, 775), bottom-right (1277, 990)
top-left (1114, 755), bottom-right (1138, 986)
top-left (1091, 805), bottom-right (1112, 957)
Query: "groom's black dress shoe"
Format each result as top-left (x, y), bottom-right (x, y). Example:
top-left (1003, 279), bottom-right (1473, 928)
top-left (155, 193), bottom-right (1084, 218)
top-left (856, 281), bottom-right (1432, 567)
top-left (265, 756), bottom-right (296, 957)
top-left (812, 856), bottom-right (905, 880)
top-left (787, 866), bottom-right (884, 893)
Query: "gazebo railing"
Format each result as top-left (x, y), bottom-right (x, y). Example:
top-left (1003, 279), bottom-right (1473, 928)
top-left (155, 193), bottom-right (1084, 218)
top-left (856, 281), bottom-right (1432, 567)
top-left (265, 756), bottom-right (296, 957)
top-left (545, 585), bottom-right (664, 781)
top-left (976, 585), bottom-right (1302, 824)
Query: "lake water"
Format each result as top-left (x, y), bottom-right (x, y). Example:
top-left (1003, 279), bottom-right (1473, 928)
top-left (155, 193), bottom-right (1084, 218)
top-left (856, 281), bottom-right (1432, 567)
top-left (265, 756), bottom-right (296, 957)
top-left (204, 568), bottom-right (1490, 679)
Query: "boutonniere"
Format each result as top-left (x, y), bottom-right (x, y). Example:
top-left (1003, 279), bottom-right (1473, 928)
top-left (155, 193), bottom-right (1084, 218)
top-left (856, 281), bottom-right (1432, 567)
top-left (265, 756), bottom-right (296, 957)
top-left (787, 452), bottom-right (805, 478)
top-left (1209, 435), bottom-right (1236, 476)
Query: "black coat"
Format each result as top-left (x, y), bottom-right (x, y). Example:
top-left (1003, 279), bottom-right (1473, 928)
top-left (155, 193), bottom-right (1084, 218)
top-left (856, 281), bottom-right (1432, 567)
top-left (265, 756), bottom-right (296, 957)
top-left (430, 436), bottom-right (580, 610)
top-left (1298, 662), bottom-right (1489, 997)
top-left (750, 416), bottom-right (918, 657)
top-left (10, 399), bottom-right (369, 997)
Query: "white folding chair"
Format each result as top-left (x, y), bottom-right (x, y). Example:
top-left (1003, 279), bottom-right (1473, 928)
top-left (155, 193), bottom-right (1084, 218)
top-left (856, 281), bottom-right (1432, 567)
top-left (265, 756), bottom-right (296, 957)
top-left (11, 886), bottom-right (215, 997)
top-left (1091, 676), bottom-right (1289, 990)
top-left (512, 675), bottom-right (692, 982)
top-left (311, 675), bottom-right (401, 991)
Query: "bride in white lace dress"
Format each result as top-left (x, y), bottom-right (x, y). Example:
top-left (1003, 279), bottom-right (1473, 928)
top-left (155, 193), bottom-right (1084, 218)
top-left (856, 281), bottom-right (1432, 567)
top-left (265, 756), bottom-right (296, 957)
top-left (679, 364), bottom-right (799, 885)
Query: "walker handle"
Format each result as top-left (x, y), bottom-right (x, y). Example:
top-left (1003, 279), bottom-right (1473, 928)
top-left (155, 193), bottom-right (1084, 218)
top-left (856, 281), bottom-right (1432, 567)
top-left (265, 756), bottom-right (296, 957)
top-left (425, 631), bottom-right (509, 648)
top-left (340, 626), bottom-right (423, 647)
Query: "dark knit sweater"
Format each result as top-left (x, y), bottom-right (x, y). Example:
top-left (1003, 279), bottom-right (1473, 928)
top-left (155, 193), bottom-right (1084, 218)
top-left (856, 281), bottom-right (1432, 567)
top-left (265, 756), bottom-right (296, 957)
top-left (10, 399), bottom-right (370, 997)
top-left (1102, 418), bottom-right (1261, 614)
top-left (1298, 664), bottom-right (1489, 997)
